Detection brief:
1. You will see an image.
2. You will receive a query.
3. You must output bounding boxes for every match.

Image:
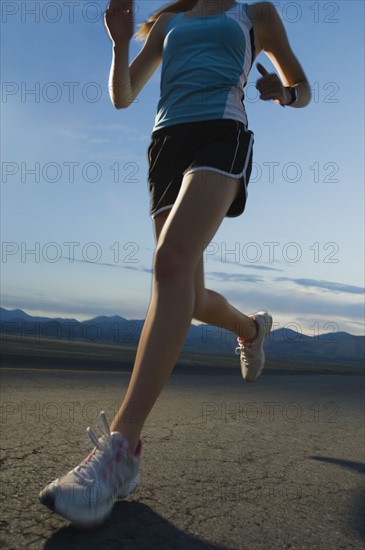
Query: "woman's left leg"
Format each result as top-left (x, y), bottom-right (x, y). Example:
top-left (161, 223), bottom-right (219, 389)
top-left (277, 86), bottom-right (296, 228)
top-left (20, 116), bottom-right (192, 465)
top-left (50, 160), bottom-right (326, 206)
top-left (110, 169), bottom-right (243, 451)
top-left (153, 209), bottom-right (258, 342)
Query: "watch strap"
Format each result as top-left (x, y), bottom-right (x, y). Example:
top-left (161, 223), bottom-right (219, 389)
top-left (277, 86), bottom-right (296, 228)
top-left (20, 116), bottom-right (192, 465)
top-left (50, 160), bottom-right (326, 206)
top-left (281, 86), bottom-right (297, 107)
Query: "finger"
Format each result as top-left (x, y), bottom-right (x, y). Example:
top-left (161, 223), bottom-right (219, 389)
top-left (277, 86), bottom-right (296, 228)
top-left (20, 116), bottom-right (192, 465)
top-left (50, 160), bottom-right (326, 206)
top-left (107, 0), bottom-right (133, 13)
top-left (256, 63), bottom-right (270, 77)
top-left (259, 89), bottom-right (283, 101)
top-left (257, 82), bottom-right (284, 100)
top-left (256, 74), bottom-right (278, 88)
top-left (108, 0), bottom-right (132, 8)
top-left (259, 90), bottom-right (281, 100)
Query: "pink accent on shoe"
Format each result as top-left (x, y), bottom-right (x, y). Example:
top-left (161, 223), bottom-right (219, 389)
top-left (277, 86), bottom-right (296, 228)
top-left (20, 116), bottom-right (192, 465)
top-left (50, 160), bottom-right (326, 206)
top-left (110, 432), bottom-right (142, 458)
top-left (115, 451), bottom-right (122, 463)
top-left (82, 449), bottom-right (95, 465)
top-left (134, 440), bottom-right (142, 458)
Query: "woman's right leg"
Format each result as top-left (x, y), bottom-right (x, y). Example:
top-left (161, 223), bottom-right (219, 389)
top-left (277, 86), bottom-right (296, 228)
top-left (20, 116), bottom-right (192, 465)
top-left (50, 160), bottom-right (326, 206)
top-left (192, 257), bottom-right (258, 341)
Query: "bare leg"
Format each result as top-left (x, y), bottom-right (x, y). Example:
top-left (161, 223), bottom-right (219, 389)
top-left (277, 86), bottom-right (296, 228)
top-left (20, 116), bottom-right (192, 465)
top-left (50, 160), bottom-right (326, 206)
top-left (152, 210), bottom-right (258, 343)
top-left (192, 259), bottom-right (258, 341)
top-left (110, 171), bottom-right (245, 452)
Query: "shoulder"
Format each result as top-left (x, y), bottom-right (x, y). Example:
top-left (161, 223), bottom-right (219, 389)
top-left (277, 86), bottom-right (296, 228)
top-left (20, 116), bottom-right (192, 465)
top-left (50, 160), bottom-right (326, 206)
top-left (143, 11), bottom-right (177, 44)
top-left (155, 11), bottom-right (179, 30)
top-left (246, 2), bottom-right (279, 24)
top-left (151, 11), bottom-right (180, 39)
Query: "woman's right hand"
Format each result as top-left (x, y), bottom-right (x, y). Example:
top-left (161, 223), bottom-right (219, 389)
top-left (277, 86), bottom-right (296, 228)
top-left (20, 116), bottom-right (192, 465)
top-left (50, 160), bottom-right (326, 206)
top-left (104, 0), bottom-right (134, 44)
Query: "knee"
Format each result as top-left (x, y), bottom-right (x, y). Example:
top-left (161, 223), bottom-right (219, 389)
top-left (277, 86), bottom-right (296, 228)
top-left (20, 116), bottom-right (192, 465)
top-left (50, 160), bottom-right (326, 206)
top-left (153, 244), bottom-right (192, 282)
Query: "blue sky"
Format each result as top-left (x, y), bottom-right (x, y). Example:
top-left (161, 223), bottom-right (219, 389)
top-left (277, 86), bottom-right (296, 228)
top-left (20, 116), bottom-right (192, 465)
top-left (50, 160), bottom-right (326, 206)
top-left (1, 0), bottom-right (364, 336)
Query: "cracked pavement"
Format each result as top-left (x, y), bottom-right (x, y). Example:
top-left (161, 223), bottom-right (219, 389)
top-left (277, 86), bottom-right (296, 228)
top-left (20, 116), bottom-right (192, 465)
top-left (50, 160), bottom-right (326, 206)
top-left (0, 369), bottom-right (364, 549)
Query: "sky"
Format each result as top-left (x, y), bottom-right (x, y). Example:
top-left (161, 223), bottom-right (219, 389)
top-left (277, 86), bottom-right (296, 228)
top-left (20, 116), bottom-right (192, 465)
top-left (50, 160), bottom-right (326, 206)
top-left (1, 0), bottom-right (364, 337)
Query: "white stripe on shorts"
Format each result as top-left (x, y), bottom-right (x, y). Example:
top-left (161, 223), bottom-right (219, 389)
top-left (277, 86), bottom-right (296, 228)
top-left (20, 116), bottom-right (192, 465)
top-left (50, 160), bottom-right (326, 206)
top-left (183, 130), bottom-right (254, 196)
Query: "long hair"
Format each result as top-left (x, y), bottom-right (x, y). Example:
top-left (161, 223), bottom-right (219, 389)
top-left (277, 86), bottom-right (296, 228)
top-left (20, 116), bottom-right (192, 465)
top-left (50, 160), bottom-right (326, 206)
top-left (135, 0), bottom-right (198, 41)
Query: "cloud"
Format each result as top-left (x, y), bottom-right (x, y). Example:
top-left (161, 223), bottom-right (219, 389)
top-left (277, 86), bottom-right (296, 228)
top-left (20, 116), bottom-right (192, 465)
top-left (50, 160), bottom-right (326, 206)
top-left (77, 123), bottom-right (149, 140)
top-left (124, 265), bottom-right (152, 274)
top-left (221, 284), bottom-right (364, 322)
top-left (211, 258), bottom-right (282, 272)
top-left (61, 256), bottom-right (152, 273)
top-left (56, 123), bottom-right (150, 150)
top-left (241, 264), bottom-right (282, 272)
top-left (3, 278), bottom-right (364, 334)
top-left (205, 272), bottom-right (263, 284)
top-left (276, 277), bottom-right (364, 296)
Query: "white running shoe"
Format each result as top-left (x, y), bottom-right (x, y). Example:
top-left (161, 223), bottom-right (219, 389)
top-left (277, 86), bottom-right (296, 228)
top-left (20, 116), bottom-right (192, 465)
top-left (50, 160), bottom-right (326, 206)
top-left (39, 411), bottom-right (142, 528)
top-left (235, 311), bottom-right (273, 382)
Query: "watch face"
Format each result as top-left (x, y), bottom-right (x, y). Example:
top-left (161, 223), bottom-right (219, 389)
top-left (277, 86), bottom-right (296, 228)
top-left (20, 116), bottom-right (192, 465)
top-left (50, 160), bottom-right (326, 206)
top-left (289, 87), bottom-right (297, 103)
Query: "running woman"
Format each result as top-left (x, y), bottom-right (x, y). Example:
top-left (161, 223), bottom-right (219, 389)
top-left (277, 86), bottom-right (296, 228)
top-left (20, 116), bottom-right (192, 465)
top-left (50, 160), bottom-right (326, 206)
top-left (39, 0), bottom-right (311, 528)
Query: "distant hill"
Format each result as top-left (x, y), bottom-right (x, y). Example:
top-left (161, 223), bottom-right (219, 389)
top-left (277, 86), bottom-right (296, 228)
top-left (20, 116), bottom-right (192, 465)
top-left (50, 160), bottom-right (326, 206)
top-left (1, 307), bottom-right (364, 365)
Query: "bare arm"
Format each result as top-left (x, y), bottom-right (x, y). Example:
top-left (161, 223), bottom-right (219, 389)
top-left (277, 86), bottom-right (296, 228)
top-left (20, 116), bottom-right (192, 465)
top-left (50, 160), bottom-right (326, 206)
top-left (250, 2), bottom-right (311, 107)
top-left (107, 14), bottom-right (168, 109)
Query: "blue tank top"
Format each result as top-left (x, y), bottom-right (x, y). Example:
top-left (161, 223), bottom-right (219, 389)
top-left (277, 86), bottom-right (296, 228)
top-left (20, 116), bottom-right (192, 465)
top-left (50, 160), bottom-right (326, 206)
top-left (152, 2), bottom-right (255, 132)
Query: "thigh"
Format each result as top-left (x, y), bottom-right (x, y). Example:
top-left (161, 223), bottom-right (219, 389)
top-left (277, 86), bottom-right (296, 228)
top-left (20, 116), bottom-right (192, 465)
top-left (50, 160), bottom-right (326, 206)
top-left (156, 169), bottom-right (241, 272)
top-left (153, 208), bottom-right (171, 244)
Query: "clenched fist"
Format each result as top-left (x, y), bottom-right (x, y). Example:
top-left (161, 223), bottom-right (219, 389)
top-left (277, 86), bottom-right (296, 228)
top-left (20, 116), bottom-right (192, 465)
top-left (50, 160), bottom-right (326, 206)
top-left (255, 63), bottom-right (291, 106)
top-left (104, 0), bottom-right (134, 43)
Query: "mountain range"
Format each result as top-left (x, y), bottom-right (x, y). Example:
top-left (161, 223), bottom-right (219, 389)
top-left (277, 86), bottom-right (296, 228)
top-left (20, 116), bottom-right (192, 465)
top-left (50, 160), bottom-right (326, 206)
top-left (0, 308), bottom-right (364, 365)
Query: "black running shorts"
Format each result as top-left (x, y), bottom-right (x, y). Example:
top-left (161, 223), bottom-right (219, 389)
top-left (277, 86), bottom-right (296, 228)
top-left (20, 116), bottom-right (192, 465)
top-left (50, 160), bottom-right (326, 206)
top-left (147, 118), bottom-right (254, 219)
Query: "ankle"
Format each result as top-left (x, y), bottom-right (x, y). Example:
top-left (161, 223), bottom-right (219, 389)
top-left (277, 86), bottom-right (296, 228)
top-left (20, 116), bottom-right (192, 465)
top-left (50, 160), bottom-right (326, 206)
top-left (110, 427), bottom-right (141, 455)
top-left (239, 319), bottom-right (259, 343)
top-left (126, 438), bottom-right (141, 456)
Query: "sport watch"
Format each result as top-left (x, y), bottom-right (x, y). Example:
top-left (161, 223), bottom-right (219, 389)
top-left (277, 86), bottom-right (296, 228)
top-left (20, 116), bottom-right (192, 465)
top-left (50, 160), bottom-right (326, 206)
top-left (281, 86), bottom-right (298, 107)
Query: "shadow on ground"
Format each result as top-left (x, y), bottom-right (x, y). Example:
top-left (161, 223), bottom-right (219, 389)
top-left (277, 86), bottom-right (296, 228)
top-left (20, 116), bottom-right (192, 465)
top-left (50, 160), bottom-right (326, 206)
top-left (310, 456), bottom-right (365, 541)
top-left (43, 501), bottom-right (228, 550)
top-left (310, 456), bottom-right (365, 475)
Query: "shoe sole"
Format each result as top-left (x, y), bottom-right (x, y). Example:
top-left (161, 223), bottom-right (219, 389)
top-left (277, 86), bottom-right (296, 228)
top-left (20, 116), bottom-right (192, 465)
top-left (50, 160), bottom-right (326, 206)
top-left (116, 473), bottom-right (140, 500)
top-left (39, 491), bottom-right (115, 529)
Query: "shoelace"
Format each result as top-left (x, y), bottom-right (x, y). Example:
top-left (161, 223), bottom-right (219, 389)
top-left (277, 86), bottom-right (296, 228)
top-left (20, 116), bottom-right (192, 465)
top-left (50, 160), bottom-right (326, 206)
top-left (73, 411), bottom-right (126, 484)
top-left (235, 340), bottom-right (257, 356)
